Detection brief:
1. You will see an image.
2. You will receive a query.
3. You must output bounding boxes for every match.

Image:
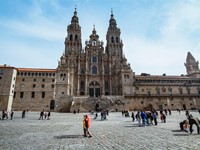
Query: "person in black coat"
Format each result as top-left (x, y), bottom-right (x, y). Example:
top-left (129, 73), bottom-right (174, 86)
top-left (188, 114), bottom-right (200, 134)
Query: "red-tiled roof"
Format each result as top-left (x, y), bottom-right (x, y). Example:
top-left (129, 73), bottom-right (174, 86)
top-left (0, 65), bottom-right (15, 69)
top-left (17, 68), bottom-right (56, 72)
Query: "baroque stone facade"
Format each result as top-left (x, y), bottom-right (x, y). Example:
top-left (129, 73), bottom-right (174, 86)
top-left (0, 9), bottom-right (200, 112)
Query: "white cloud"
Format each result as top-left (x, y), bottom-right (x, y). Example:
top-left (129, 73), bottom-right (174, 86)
top-left (1, 0), bottom-right (200, 76)
top-left (123, 0), bottom-right (200, 75)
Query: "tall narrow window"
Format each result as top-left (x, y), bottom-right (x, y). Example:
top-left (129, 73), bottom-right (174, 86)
top-left (75, 35), bottom-right (78, 41)
top-left (14, 92), bottom-right (16, 98)
top-left (92, 56), bottom-right (97, 62)
top-left (42, 92), bottom-right (45, 98)
top-left (70, 34), bottom-right (73, 41)
top-left (31, 92), bottom-right (35, 98)
top-left (80, 81), bottom-right (85, 90)
top-left (105, 81), bottom-right (109, 90)
top-left (92, 66), bottom-right (97, 74)
top-left (111, 37), bottom-right (114, 43)
top-left (116, 37), bottom-right (119, 43)
top-left (20, 92), bottom-right (24, 98)
top-left (81, 68), bottom-right (85, 74)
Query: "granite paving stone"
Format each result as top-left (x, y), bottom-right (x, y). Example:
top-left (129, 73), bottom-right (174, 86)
top-left (0, 111), bottom-right (200, 150)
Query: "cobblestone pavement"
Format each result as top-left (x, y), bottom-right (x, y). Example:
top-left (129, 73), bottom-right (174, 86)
top-left (0, 110), bottom-right (200, 150)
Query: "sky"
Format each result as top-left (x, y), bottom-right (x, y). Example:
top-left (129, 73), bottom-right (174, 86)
top-left (1, 0), bottom-right (200, 76)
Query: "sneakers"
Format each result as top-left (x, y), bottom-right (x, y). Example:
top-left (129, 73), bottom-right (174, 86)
top-left (88, 135), bottom-right (92, 138)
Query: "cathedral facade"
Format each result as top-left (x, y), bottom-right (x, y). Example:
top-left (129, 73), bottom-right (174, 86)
top-left (0, 9), bottom-right (200, 112)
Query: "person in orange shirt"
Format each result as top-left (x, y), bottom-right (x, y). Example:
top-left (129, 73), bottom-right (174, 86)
top-left (85, 115), bottom-right (92, 138)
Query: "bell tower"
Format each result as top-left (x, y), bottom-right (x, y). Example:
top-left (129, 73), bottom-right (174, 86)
top-left (64, 7), bottom-right (82, 55)
top-left (106, 10), bottom-right (123, 59)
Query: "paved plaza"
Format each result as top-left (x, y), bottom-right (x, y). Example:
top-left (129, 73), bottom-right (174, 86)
top-left (0, 110), bottom-right (200, 150)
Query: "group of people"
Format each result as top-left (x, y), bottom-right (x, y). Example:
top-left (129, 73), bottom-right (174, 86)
top-left (133, 110), bottom-right (158, 127)
top-left (39, 109), bottom-right (51, 120)
top-left (1, 110), bottom-right (14, 120)
top-left (180, 110), bottom-right (200, 134)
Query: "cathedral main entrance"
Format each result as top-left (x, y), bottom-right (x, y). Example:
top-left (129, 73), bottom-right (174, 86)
top-left (89, 81), bottom-right (100, 97)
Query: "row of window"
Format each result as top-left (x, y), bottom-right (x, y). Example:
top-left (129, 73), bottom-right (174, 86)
top-left (138, 89), bottom-right (200, 95)
top-left (21, 78), bottom-right (55, 82)
top-left (20, 84), bottom-right (54, 89)
top-left (111, 36), bottom-right (119, 43)
top-left (17, 72), bottom-right (56, 77)
top-left (69, 34), bottom-right (78, 41)
top-left (136, 79), bottom-right (200, 83)
top-left (14, 91), bottom-right (46, 99)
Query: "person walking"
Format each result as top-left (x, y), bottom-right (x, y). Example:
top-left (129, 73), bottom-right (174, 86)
top-left (83, 115), bottom-right (87, 137)
top-left (39, 109), bottom-right (44, 120)
top-left (188, 114), bottom-right (200, 134)
top-left (131, 112), bottom-right (135, 122)
top-left (85, 115), bottom-right (92, 138)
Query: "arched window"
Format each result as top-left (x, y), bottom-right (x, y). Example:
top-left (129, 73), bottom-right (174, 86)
top-left (116, 37), bottom-right (119, 43)
top-left (92, 40), bottom-right (96, 46)
top-left (111, 37), bottom-right (114, 43)
top-left (70, 35), bottom-right (73, 41)
top-left (75, 35), bottom-right (78, 41)
top-left (92, 56), bottom-right (97, 62)
top-left (92, 66), bottom-right (97, 74)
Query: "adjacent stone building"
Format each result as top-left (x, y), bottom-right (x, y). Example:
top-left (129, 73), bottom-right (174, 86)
top-left (0, 9), bottom-right (200, 112)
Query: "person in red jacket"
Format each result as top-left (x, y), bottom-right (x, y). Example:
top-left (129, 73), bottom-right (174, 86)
top-left (85, 115), bottom-right (92, 138)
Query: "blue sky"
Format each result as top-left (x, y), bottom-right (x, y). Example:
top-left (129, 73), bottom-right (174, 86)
top-left (1, 0), bottom-right (200, 75)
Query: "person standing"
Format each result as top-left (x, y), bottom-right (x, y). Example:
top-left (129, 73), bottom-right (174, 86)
top-left (47, 111), bottom-right (51, 120)
top-left (131, 112), bottom-right (135, 122)
top-left (141, 111), bottom-right (147, 127)
top-left (10, 111), bottom-right (14, 120)
top-left (153, 111), bottom-right (158, 125)
top-left (22, 110), bottom-right (26, 118)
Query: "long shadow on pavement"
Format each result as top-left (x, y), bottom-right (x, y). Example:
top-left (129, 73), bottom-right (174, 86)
top-left (54, 135), bottom-right (84, 139)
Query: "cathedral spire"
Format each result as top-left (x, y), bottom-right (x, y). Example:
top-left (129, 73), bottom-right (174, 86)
top-left (109, 9), bottom-right (117, 27)
top-left (71, 6), bottom-right (79, 24)
top-left (186, 52), bottom-right (195, 62)
top-left (92, 25), bottom-right (96, 35)
top-left (184, 52), bottom-right (199, 75)
top-left (111, 8), bottom-right (114, 19)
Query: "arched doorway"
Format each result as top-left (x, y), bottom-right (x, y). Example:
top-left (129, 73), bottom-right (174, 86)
top-left (50, 100), bottom-right (55, 110)
top-left (89, 81), bottom-right (100, 97)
